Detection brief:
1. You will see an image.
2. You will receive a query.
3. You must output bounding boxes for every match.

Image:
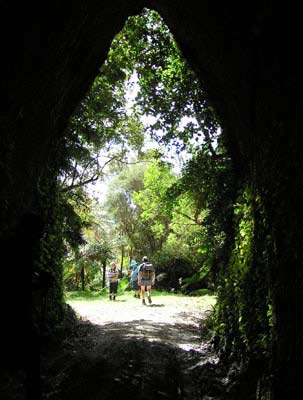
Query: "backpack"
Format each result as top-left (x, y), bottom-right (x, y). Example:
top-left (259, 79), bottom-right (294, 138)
top-left (140, 262), bottom-right (154, 280)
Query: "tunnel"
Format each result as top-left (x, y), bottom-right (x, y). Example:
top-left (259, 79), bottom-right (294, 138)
top-left (1, 1), bottom-right (302, 399)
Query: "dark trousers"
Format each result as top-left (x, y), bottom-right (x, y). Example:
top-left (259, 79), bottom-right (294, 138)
top-left (109, 281), bottom-right (118, 294)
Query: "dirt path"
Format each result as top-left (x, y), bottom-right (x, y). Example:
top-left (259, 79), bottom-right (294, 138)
top-left (42, 294), bottom-right (226, 400)
top-left (69, 294), bottom-right (215, 348)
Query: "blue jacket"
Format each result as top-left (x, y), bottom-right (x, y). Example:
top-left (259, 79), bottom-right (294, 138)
top-left (130, 265), bottom-right (139, 281)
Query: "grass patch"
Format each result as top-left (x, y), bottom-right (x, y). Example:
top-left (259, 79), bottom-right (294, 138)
top-left (189, 288), bottom-right (213, 296)
top-left (65, 290), bottom-right (105, 302)
top-left (65, 286), bottom-right (216, 303)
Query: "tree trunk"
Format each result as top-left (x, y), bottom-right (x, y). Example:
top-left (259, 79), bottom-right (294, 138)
top-left (80, 266), bottom-right (85, 291)
top-left (129, 247), bottom-right (133, 264)
top-left (102, 260), bottom-right (107, 288)
top-left (121, 245), bottom-right (125, 272)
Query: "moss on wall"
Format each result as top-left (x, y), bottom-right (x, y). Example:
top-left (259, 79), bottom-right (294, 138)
top-left (1, 2), bottom-right (302, 398)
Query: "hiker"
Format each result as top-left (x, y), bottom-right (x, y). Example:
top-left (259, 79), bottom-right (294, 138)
top-left (138, 256), bottom-right (155, 305)
top-left (106, 261), bottom-right (121, 301)
top-left (127, 259), bottom-right (136, 280)
top-left (129, 260), bottom-right (140, 298)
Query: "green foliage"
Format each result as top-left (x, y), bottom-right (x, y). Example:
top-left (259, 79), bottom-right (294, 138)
top-left (190, 288), bottom-right (212, 297)
top-left (113, 9), bottom-right (220, 151)
top-left (104, 162), bottom-right (158, 258)
top-left (33, 145), bottom-right (89, 335)
top-left (65, 289), bottom-right (216, 302)
top-left (211, 187), bottom-right (273, 359)
top-left (133, 160), bottom-right (175, 237)
top-left (63, 226), bottom-right (115, 291)
top-left (65, 290), bottom-right (105, 302)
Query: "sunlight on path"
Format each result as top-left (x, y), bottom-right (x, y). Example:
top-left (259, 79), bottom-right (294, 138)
top-left (67, 294), bottom-right (216, 353)
top-left (67, 294), bottom-right (215, 325)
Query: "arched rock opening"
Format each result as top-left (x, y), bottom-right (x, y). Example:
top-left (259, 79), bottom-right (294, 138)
top-left (1, 2), bottom-right (302, 399)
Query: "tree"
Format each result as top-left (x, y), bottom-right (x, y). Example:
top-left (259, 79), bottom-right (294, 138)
top-left (104, 162), bottom-right (157, 260)
top-left (106, 8), bottom-right (220, 154)
top-left (132, 160), bottom-right (175, 241)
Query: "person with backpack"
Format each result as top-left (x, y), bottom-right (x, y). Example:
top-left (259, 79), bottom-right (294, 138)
top-left (129, 260), bottom-right (140, 298)
top-left (138, 256), bottom-right (155, 305)
top-left (106, 261), bottom-right (121, 301)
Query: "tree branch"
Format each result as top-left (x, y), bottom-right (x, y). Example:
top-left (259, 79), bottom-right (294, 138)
top-left (61, 175), bottom-right (99, 193)
top-left (193, 103), bottom-right (217, 157)
top-left (173, 209), bottom-right (200, 224)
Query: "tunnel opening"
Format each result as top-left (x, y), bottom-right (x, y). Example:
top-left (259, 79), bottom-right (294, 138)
top-left (45, 10), bottom-right (233, 398)
top-left (59, 8), bottom-right (226, 299)
top-left (1, 2), bottom-right (302, 400)
top-left (51, 11), bottom-right (274, 400)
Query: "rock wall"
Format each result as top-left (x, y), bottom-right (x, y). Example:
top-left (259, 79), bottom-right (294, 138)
top-left (1, 1), bottom-right (302, 398)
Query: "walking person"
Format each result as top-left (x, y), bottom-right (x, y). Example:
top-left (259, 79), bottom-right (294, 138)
top-left (106, 261), bottom-right (121, 301)
top-left (129, 260), bottom-right (140, 298)
top-left (138, 256), bottom-right (155, 305)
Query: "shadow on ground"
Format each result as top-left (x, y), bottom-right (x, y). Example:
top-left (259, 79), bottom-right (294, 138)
top-left (41, 317), bottom-right (225, 400)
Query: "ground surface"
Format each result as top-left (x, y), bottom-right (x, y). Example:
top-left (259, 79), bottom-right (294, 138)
top-left (41, 292), bottom-right (229, 400)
